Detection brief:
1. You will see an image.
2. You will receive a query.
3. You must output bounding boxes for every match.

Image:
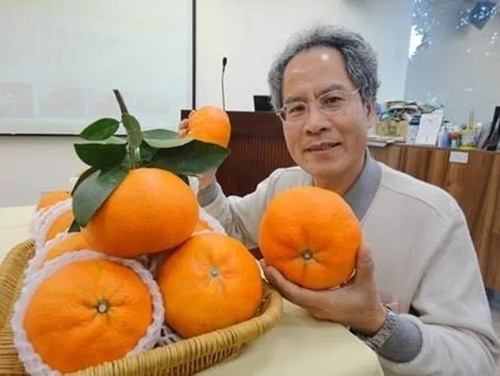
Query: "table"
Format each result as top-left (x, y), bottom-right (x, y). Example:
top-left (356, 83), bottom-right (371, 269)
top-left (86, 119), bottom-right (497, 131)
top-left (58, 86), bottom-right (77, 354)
top-left (0, 206), bottom-right (383, 376)
top-left (0, 206), bottom-right (33, 264)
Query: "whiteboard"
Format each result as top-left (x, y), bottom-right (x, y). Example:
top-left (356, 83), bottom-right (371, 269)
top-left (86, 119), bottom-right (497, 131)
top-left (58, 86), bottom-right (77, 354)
top-left (0, 0), bottom-right (192, 135)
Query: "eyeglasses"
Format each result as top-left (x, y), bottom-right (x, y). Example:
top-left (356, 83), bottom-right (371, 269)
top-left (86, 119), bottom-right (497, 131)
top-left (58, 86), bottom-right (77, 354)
top-left (277, 88), bottom-right (360, 125)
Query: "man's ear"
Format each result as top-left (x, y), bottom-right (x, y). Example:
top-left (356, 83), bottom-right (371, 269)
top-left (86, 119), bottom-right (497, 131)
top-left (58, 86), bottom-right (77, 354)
top-left (365, 101), bottom-right (376, 130)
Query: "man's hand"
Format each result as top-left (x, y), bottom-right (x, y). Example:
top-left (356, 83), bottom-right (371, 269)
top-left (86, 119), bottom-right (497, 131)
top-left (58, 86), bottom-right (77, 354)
top-left (261, 244), bottom-right (386, 335)
top-left (179, 116), bottom-right (217, 190)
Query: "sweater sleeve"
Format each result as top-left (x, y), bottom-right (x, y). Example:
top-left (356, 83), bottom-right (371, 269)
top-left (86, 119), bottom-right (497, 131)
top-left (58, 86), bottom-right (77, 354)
top-left (380, 202), bottom-right (499, 375)
top-left (201, 170), bottom-right (283, 249)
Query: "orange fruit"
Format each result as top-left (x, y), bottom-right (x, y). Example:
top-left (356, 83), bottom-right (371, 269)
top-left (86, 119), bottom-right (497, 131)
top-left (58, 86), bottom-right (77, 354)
top-left (259, 186), bottom-right (361, 290)
top-left (81, 168), bottom-right (198, 258)
top-left (157, 233), bottom-right (263, 338)
top-left (36, 190), bottom-right (71, 211)
top-left (185, 105), bottom-right (231, 148)
top-left (44, 210), bottom-right (73, 242)
top-left (194, 218), bottom-right (212, 232)
top-left (23, 259), bottom-right (153, 373)
top-left (42, 232), bottom-right (89, 265)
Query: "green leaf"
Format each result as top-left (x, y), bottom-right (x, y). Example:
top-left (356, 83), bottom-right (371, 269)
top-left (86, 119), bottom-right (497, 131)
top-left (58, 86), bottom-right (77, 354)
top-left (144, 137), bottom-right (192, 149)
top-left (70, 167), bottom-right (98, 195)
top-left (122, 114), bottom-right (143, 168)
top-left (80, 118), bottom-right (120, 140)
top-left (68, 219), bottom-right (81, 233)
top-left (72, 166), bottom-right (128, 226)
top-left (142, 129), bottom-right (179, 140)
top-left (74, 141), bottom-right (127, 168)
top-left (147, 140), bottom-right (229, 175)
top-left (139, 140), bottom-right (159, 164)
top-left (122, 114), bottom-right (143, 149)
top-left (143, 128), bottom-right (192, 149)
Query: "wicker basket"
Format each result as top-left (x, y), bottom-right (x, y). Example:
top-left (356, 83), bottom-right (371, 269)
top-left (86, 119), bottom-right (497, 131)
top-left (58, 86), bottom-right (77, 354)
top-left (0, 239), bottom-right (283, 375)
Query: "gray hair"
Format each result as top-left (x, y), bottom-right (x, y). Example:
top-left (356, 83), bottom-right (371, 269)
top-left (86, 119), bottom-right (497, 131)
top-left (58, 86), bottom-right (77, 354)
top-left (267, 25), bottom-right (380, 111)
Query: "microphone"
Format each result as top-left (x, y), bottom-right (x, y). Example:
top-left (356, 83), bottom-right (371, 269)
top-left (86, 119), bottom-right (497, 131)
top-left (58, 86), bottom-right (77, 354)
top-left (221, 56), bottom-right (228, 110)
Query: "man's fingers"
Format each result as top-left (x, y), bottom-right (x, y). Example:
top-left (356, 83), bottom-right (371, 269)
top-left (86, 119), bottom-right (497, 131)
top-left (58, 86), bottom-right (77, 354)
top-left (178, 119), bottom-right (190, 136)
top-left (353, 243), bottom-right (376, 285)
top-left (262, 265), bottom-right (315, 308)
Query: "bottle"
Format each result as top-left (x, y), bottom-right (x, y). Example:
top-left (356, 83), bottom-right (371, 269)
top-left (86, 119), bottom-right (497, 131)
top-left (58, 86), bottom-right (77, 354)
top-left (437, 122), bottom-right (450, 148)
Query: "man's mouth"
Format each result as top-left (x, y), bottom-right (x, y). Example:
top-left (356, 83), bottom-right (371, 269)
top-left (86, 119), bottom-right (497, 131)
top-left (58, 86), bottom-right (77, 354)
top-left (305, 142), bottom-right (342, 152)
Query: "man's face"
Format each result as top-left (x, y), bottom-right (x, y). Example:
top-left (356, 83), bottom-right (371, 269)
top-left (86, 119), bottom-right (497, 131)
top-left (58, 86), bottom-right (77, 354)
top-left (280, 47), bottom-right (374, 182)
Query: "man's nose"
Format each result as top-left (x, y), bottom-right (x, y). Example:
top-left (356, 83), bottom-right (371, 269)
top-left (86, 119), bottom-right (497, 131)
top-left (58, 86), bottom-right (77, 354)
top-left (303, 103), bottom-right (329, 133)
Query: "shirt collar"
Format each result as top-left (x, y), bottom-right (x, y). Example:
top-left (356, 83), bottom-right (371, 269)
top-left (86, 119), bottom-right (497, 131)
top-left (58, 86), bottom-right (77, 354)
top-left (343, 155), bottom-right (382, 221)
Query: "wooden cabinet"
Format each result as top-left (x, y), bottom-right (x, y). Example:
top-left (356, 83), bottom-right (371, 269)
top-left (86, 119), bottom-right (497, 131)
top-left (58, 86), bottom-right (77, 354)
top-left (370, 145), bottom-right (500, 290)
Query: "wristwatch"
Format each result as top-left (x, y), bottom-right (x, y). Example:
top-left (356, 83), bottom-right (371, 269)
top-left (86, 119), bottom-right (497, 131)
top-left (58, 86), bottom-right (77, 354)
top-left (353, 305), bottom-right (398, 352)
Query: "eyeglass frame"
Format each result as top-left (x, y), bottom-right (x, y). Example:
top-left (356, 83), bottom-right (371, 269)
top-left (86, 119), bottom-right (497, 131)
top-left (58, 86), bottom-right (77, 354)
top-left (276, 87), bottom-right (361, 125)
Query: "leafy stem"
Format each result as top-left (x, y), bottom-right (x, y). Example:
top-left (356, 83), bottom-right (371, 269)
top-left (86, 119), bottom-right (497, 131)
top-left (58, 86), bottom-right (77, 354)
top-left (113, 89), bottom-right (129, 115)
top-left (113, 89), bottom-right (142, 169)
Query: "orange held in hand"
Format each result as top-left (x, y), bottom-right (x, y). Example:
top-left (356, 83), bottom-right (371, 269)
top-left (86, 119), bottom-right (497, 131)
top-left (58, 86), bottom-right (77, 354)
top-left (157, 233), bottom-right (263, 338)
top-left (259, 186), bottom-right (361, 290)
top-left (185, 105), bottom-right (231, 148)
top-left (81, 168), bottom-right (198, 258)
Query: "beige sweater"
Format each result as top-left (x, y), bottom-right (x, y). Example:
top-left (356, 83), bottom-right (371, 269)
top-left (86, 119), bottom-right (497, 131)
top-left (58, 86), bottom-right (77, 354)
top-left (204, 161), bottom-right (499, 375)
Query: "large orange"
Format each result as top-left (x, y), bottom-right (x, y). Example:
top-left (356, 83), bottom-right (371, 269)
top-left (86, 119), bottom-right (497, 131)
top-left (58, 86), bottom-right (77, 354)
top-left (185, 105), bottom-right (231, 148)
top-left (36, 190), bottom-right (71, 211)
top-left (23, 259), bottom-right (153, 373)
top-left (157, 233), bottom-right (263, 338)
top-left (81, 168), bottom-right (198, 258)
top-left (42, 232), bottom-right (89, 265)
top-left (259, 186), bottom-right (361, 290)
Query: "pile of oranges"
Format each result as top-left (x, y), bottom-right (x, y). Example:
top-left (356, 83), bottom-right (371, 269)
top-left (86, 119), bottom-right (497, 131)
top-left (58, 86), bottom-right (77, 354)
top-left (12, 105), bottom-right (264, 374)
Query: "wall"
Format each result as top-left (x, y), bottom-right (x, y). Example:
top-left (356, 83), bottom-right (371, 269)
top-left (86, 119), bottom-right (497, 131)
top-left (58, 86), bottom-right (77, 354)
top-left (0, 136), bottom-right (85, 207)
top-left (196, 0), bottom-right (413, 110)
top-left (0, 0), bottom-right (414, 207)
top-left (405, 0), bottom-right (500, 125)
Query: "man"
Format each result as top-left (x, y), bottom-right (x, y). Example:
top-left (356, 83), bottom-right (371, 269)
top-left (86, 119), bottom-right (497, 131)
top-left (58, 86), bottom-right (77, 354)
top-left (185, 25), bottom-right (499, 375)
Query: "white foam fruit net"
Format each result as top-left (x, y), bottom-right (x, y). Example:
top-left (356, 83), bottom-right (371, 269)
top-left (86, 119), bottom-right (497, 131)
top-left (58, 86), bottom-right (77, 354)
top-left (188, 176), bottom-right (226, 236)
top-left (32, 198), bottom-right (73, 251)
top-left (23, 232), bottom-right (70, 280)
top-left (11, 250), bottom-right (165, 376)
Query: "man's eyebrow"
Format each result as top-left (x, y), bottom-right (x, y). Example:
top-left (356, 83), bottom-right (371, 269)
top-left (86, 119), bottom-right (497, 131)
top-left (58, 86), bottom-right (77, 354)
top-left (283, 84), bottom-right (348, 105)
top-left (317, 84), bottom-right (348, 96)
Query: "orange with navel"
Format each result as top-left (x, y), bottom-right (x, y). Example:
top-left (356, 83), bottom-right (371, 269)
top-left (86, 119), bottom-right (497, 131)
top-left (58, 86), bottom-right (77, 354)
top-left (22, 259), bottom-right (153, 373)
top-left (259, 186), bottom-right (361, 290)
top-left (157, 232), bottom-right (263, 338)
top-left (185, 105), bottom-right (231, 148)
top-left (81, 168), bottom-right (198, 258)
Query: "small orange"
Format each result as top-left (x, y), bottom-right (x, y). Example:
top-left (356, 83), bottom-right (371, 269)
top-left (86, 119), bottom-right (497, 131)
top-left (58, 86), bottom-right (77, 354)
top-left (22, 259), bottom-right (153, 373)
top-left (36, 190), bottom-right (71, 211)
top-left (157, 233), bottom-right (263, 338)
top-left (185, 105), bottom-right (231, 148)
top-left (42, 232), bottom-right (89, 265)
top-left (259, 186), bottom-right (361, 290)
top-left (45, 210), bottom-right (74, 243)
top-left (81, 168), bottom-right (198, 258)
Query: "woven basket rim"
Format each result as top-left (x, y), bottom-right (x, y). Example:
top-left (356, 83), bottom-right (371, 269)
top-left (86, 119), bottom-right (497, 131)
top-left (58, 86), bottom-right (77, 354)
top-left (0, 238), bottom-right (283, 376)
